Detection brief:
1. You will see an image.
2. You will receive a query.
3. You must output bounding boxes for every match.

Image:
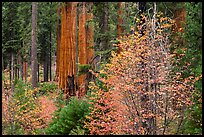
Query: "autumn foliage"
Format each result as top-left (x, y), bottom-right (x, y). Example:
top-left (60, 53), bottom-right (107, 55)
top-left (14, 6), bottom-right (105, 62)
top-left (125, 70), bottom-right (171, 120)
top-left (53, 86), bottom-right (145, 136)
top-left (84, 13), bottom-right (193, 135)
top-left (2, 76), bottom-right (58, 135)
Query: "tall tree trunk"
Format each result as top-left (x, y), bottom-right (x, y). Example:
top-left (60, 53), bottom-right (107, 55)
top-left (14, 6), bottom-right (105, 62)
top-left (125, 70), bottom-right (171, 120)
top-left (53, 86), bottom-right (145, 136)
top-left (78, 2), bottom-right (87, 97)
top-left (31, 2), bottom-right (38, 88)
top-left (100, 2), bottom-right (109, 53)
top-left (49, 30), bottom-right (52, 81)
top-left (49, 2), bottom-right (52, 81)
top-left (55, 5), bottom-right (61, 82)
top-left (43, 56), bottom-right (49, 82)
top-left (58, 2), bottom-right (77, 99)
top-left (72, 2), bottom-right (77, 94)
top-left (85, 2), bottom-right (94, 95)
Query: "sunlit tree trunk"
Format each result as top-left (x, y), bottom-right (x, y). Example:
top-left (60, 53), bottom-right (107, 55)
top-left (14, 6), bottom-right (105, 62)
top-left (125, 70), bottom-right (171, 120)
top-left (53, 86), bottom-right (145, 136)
top-left (78, 2), bottom-right (87, 97)
top-left (31, 2), bottom-right (38, 88)
top-left (72, 2), bottom-right (77, 94)
top-left (58, 2), bottom-right (77, 99)
top-left (23, 62), bottom-right (27, 82)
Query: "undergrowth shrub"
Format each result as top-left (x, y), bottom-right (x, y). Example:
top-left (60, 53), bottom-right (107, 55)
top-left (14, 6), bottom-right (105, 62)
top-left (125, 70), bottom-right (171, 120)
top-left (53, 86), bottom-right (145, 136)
top-left (2, 79), bottom-right (46, 135)
top-left (2, 79), bottom-right (60, 135)
top-left (45, 96), bottom-right (91, 135)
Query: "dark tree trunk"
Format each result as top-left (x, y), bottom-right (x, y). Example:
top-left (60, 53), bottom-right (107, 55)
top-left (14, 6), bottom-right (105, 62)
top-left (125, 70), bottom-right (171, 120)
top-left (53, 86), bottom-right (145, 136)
top-left (9, 58), bottom-right (11, 85)
top-left (17, 58), bottom-right (19, 80)
top-left (14, 56), bottom-right (18, 80)
top-left (43, 55), bottom-right (49, 82)
top-left (100, 2), bottom-right (109, 50)
top-left (37, 63), bottom-right (40, 82)
top-left (31, 2), bottom-right (38, 88)
top-left (99, 2), bottom-right (109, 61)
top-left (19, 56), bottom-right (23, 80)
top-left (2, 55), bottom-right (4, 71)
top-left (49, 29), bottom-right (52, 81)
top-left (49, 2), bottom-right (52, 81)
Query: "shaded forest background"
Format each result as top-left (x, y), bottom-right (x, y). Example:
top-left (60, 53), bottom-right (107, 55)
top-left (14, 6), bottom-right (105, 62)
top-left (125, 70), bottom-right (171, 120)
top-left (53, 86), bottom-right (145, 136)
top-left (2, 2), bottom-right (202, 135)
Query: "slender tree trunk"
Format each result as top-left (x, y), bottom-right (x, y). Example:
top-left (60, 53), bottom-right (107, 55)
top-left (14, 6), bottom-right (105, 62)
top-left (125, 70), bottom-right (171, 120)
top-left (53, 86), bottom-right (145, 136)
top-left (43, 57), bottom-right (49, 82)
top-left (55, 5), bottom-right (61, 82)
top-left (23, 62), bottom-right (27, 82)
top-left (100, 2), bottom-right (109, 52)
top-left (9, 57), bottom-right (11, 84)
top-left (17, 57), bottom-right (19, 80)
top-left (76, 4), bottom-right (79, 96)
top-left (85, 2), bottom-right (94, 93)
top-left (31, 2), bottom-right (38, 88)
top-left (11, 52), bottom-right (14, 94)
top-left (19, 56), bottom-right (23, 80)
top-left (49, 28), bottom-right (52, 81)
top-left (37, 63), bottom-right (40, 82)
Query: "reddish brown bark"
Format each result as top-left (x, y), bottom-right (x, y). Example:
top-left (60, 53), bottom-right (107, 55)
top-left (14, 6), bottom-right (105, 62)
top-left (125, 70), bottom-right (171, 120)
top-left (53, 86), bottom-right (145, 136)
top-left (58, 2), bottom-right (77, 99)
top-left (117, 2), bottom-right (125, 37)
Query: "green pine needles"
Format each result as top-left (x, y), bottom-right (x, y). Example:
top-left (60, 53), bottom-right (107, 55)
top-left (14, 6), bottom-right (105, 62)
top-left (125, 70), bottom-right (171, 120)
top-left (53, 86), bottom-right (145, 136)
top-left (45, 97), bottom-right (91, 135)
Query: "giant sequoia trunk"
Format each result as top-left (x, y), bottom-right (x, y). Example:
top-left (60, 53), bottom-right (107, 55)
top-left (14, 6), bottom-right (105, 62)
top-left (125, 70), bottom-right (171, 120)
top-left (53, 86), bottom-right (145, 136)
top-left (57, 2), bottom-right (94, 99)
top-left (58, 2), bottom-right (77, 99)
top-left (78, 2), bottom-right (87, 97)
top-left (78, 2), bottom-right (94, 97)
top-left (31, 2), bottom-right (38, 88)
